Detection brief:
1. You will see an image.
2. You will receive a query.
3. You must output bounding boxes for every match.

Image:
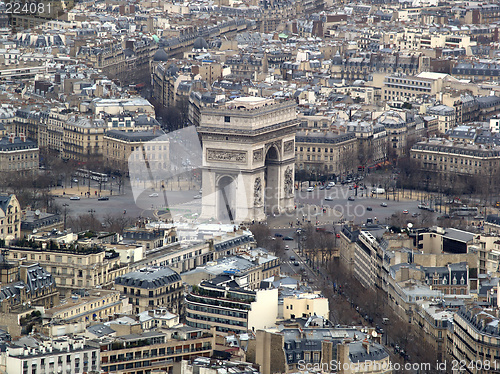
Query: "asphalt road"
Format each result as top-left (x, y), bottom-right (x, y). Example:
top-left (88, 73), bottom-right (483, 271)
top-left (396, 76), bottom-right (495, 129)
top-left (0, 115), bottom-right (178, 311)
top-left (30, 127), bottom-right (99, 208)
top-left (294, 185), bottom-right (427, 227)
top-left (54, 178), bottom-right (202, 220)
top-left (56, 179), bottom-right (433, 230)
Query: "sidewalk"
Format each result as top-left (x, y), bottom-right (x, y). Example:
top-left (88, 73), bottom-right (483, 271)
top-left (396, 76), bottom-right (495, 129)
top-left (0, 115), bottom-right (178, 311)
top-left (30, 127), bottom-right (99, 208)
top-left (49, 186), bottom-right (115, 198)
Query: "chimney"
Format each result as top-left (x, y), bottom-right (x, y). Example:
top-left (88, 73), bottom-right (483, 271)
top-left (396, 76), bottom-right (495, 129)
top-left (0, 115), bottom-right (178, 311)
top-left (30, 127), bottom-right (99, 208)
top-left (20, 133), bottom-right (26, 142)
top-left (8, 133), bottom-right (15, 144)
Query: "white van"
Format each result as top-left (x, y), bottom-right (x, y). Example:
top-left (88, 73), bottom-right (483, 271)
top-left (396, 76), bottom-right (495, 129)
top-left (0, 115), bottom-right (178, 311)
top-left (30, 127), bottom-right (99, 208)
top-left (372, 188), bottom-right (385, 194)
top-left (327, 181), bottom-right (335, 187)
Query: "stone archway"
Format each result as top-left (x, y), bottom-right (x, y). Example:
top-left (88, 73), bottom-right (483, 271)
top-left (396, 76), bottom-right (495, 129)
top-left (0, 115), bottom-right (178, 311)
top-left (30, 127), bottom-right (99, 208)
top-left (217, 175), bottom-right (236, 223)
top-left (264, 146), bottom-right (280, 215)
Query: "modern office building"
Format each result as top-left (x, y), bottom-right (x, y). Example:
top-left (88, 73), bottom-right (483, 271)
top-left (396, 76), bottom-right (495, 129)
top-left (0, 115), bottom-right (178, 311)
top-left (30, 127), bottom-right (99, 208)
top-left (97, 327), bottom-right (214, 374)
top-left (186, 276), bottom-right (278, 334)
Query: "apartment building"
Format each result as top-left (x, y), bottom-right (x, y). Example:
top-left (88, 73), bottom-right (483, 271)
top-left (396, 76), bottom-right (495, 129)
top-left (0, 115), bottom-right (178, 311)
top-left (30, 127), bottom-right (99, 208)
top-left (411, 300), bottom-right (452, 362)
top-left (61, 115), bottom-right (106, 161)
top-left (97, 327), bottom-right (214, 374)
top-left (0, 262), bottom-right (59, 313)
top-left (426, 104), bottom-right (456, 133)
top-left (387, 264), bottom-right (443, 321)
top-left (452, 62), bottom-right (500, 81)
top-left (252, 316), bottom-right (391, 374)
top-left (75, 38), bottom-right (126, 79)
top-left (295, 131), bottom-right (358, 176)
top-left (449, 304), bottom-right (500, 373)
top-left (345, 121), bottom-right (388, 165)
top-left (103, 129), bottom-right (169, 171)
top-left (89, 98), bottom-right (155, 117)
top-left (376, 110), bottom-right (425, 159)
top-left (353, 231), bottom-right (378, 289)
top-left (0, 134), bottom-right (39, 174)
top-left (4, 336), bottom-right (100, 374)
top-left (130, 232), bottom-right (256, 274)
top-left (0, 194), bottom-right (21, 244)
top-left (152, 62), bottom-right (192, 108)
top-left (6, 247), bottom-right (129, 298)
top-left (282, 292), bottom-right (329, 320)
top-left (122, 225), bottom-right (176, 251)
top-left (410, 138), bottom-right (500, 180)
top-left (114, 266), bottom-right (183, 314)
top-left (474, 234), bottom-right (500, 276)
top-left (338, 225), bottom-right (360, 272)
top-left (330, 52), bottom-right (424, 83)
top-left (441, 93), bottom-right (480, 125)
top-left (374, 71), bottom-right (451, 103)
top-left (185, 277), bottom-right (278, 334)
top-left (182, 248), bottom-right (280, 290)
top-left (44, 290), bottom-right (121, 323)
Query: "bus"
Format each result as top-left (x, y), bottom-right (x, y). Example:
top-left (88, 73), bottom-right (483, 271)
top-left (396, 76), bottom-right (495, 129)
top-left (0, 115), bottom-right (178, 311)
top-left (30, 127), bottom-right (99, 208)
top-left (75, 168), bottom-right (109, 183)
top-left (450, 206), bottom-right (479, 217)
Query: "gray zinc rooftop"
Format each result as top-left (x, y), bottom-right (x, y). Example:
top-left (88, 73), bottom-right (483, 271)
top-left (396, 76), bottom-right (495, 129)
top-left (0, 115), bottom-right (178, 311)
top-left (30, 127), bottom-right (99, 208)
top-left (115, 266), bottom-right (181, 289)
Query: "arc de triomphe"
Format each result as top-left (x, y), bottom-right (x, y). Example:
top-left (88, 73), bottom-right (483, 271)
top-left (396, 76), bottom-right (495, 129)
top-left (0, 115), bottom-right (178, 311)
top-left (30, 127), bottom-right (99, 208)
top-left (197, 97), bottom-right (297, 223)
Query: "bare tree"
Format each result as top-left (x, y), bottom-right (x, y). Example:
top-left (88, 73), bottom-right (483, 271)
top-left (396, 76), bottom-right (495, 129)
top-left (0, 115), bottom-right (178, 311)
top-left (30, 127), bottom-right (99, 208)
top-left (103, 213), bottom-right (135, 234)
top-left (248, 224), bottom-right (272, 248)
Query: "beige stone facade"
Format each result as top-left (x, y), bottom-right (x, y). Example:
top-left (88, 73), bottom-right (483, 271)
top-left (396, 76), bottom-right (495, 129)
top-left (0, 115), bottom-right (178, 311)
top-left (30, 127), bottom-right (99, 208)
top-left (198, 97), bottom-right (297, 223)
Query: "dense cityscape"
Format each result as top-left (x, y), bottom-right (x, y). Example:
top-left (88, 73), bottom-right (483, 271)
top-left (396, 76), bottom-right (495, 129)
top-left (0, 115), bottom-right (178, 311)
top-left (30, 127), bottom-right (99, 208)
top-left (2, 0), bottom-right (500, 373)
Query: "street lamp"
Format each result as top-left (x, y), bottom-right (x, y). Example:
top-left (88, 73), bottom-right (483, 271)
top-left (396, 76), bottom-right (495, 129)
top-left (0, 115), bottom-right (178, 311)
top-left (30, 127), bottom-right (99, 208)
top-left (88, 209), bottom-right (95, 230)
top-left (63, 203), bottom-right (69, 230)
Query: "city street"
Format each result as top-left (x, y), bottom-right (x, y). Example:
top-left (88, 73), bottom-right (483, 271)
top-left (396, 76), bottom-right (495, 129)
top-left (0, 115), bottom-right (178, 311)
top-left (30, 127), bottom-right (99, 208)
top-left (54, 178), bottom-right (431, 230)
top-left (53, 177), bottom-right (202, 221)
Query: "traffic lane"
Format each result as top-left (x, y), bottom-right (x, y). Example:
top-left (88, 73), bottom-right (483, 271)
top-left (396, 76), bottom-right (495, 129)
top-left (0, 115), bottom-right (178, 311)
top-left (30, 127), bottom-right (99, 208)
top-left (55, 194), bottom-right (146, 219)
top-left (281, 248), bottom-right (304, 276)
top-left (57, 187), bottom-right (201, 219)
top-left (298, 191), bottom-right (423, 222)
top-left (322, 198), bottom-right (422, 222)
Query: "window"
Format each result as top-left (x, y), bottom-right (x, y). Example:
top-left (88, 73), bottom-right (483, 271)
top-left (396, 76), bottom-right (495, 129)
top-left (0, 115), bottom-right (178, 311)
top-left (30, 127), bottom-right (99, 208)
top-left (224, 116), bottom-right (230, 123)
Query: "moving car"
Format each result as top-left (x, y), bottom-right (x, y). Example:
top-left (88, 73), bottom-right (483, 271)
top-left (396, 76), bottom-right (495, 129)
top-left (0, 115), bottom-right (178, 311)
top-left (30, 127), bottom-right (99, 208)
top-left (293, 261), bottom-right (300, 266)
top-left (366, 206), bottom-right (373, 211)
top-left (97, 196), bottom-right (109, 201)
top-left (149, 193), bottom-right (159, 197)
top-left (283, 236), bottom-right (294, 241)
top-left (325, 196), bottom-right (334, 201)
top-left (380, 202), bottom-right (388, 207)
top-left (290, 256), bottom-right (296, 261)
top-left (348, 196), bottom-right (355, 201)
top-left (69, 196), bottom-right (80, 200)
top-left (193, 194), bottom-right (202, 199)
top-left (403, 209), bottom-right (409, 214)
top-left (306, 187), bottom-right (314, 192)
